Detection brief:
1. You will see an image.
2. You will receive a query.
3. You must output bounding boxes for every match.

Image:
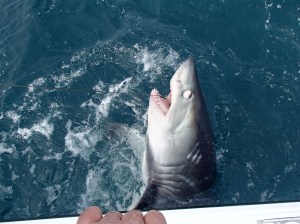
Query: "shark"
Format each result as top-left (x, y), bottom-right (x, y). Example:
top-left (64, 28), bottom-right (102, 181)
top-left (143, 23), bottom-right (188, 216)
top-left (135, 57), bottom-right (216, 209)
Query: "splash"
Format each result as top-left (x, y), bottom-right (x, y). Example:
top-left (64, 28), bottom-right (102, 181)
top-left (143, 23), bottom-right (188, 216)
top-left (133, 43), bottom-right (180, 81)
top-left (15, 118), bottom-right (54, 141)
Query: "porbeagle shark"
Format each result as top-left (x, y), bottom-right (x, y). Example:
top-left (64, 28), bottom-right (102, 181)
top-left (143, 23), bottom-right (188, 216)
top-left (135, 57), bottom-right (216, 209)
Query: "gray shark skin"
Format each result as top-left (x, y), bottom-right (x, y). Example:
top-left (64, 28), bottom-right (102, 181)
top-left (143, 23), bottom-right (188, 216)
top-left (135, 57), bottom-right (216, 210)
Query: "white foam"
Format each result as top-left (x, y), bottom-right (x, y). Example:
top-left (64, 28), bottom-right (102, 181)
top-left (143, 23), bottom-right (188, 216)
top-left (12, 170), bottom-right (19, 181)
top-left (247, 181), bottom-right (255, 188)
top-left (64, 120), bottom-right (99, 159)
top-left (80, 98), bottom-right (96, 109)
top-left (16, 128), bottom-right (32, 140)
top-left (142, 111), bottom-right (148, 126)
top-left (50, 102), bottom-right (59, 108)
top-left (22, 88), bottom-right (41, 112)
top-left (31, 118), bottom-right (54, 140)
top-left (133, 43), bottom-right (179, 81)
top-left (260, 189), bottom-right (270, 202)
top-left (246, 162), bottom-right (254, 172)
top-left (77, 125), bottom-right (144, 211)
top-left (82, 77), bottom-right (133, 121)
top-left (16, 118), bottom-right (54, 140)
top-left (78, 168), bottom-right (109, 212)
top-left (5, 110), bottom-right (21, 123)
top-left (53, 67), bottom-right (86, 88)
top-left (92, 80), bottom-right (105, 92)
top-left (0, 131), bottom-right (7, 142)
top-left (0, 143), bottom-right (16, 154)
top-left (107, 123), bottom-right (145, 159)
top-left (284, 163), bottom-right (296, 173)
top-left (232, 192), bottom-right (240, 203)
top-left (43, 153), bottom-right (62, 160)
top-left (0, 184), bottom-right (13, 194)
top-left (124, 100), bottom-right (140, 115)
top-left (45, 184), bottom-right (61, 205)
top-left (29, 102), bottom-right (39, 111)
top-left (128, 185), bottom-right (146, 209)
top-left (71, 49), bottom-right (87, 62)
top-left (30, 164), bottom-right (36, 174)
top-left (108, 77), bottom-right (132, 93)
top-left (98, 95), bottom-right (113, 118)
top-left (28, 77), bottom-right (46, 92)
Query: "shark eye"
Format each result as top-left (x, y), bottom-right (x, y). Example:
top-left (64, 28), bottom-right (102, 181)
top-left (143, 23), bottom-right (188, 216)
top-left (183, 90), bottom-right (192, 99)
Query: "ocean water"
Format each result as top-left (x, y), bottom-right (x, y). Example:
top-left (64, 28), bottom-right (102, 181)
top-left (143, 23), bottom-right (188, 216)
top-left (0, 0), bottom-right (299, 221)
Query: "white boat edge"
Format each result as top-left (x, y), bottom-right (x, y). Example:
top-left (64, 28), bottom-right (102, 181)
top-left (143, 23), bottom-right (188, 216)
top-left (2, 201), bottom-right (300, 224)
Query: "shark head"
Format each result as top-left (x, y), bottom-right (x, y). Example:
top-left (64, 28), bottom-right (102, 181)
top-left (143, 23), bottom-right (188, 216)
top-left (146, 57), bottom-right (213, 165)
top-left (148, 57), bottom-right (201, 130)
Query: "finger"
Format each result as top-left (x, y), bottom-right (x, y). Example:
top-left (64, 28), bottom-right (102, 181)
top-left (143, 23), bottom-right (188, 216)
top-left (99, 211), bottom-right (122, 224)
top-left (76, 206), bottom-right (103, 224)
top-left (122, 210), bottom-right (144, 224)
top-left (144, 210), bottom-right (167, 224)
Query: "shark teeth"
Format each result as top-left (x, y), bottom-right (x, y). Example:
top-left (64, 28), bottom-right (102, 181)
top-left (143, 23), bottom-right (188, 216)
top-left (150, 89), bottom-right (171, 116)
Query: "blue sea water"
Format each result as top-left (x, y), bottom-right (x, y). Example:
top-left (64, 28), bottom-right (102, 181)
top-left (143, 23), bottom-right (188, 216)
top-left (0, 0), bottom-right (299, 221)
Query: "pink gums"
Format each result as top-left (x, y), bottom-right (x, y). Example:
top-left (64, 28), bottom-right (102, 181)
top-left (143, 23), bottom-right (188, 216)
top-left (150, 89), bottom-right (171, 116)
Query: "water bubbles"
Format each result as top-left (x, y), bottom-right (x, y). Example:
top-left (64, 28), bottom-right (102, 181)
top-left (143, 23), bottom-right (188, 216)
top-left (5, 111), bottom-right (20, 124)
top-left (0, 143), bottom-right (16, 155)
top-left (133, 43), bottom-right (180, 81)
top-left (0, 185), bottom-right (13, 194)
top-left (15, 118), bottom-right (54, 141)
top-left (64, 120), bottom-right (98, 159)
top-left (30, 164), bottom-right (36, 174)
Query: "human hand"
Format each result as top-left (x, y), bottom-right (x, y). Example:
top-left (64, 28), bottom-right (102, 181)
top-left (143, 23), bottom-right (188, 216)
top-left (77, 206), bottom-right (167, 224)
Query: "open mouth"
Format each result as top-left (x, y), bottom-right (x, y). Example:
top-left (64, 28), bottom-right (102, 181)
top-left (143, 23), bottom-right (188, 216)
top-left (150, 89), bottom-right (171, 116)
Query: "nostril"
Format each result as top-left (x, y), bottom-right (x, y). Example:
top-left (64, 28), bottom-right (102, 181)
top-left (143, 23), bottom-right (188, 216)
top-left (183, 90), bottom-right (192, 98)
